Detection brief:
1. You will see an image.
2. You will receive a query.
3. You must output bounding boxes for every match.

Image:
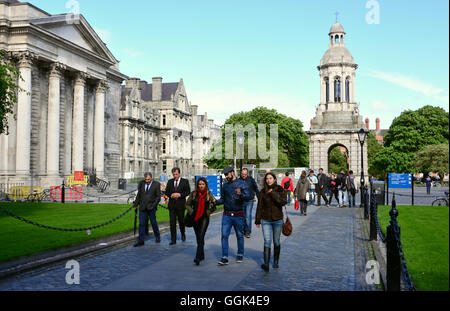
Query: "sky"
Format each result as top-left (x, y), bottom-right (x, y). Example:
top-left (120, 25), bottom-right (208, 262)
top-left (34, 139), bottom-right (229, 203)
top-left (31, 0), bottom-right (449, 129)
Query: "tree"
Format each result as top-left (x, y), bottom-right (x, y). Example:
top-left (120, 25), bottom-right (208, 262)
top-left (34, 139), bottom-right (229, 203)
top-left (383, 105), bottom-right (449, 153)
top-left (0, 50), bottom-right (23, 135)
top-left (328, 146), bottom-right (348, 174)
top-left (370, 147), bottom-right (415, 176)
top-left (414, 144), bottom-right (449, 180)
top-left (368, 132), bottom-right (384, 176)
top-left (204, 107), bottom-right (309, 169)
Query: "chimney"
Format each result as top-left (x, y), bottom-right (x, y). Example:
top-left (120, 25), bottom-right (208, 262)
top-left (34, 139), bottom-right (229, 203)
top-left (310, 119), bottom-right (314, 127)
top-left (376, 118), bottom-right (381, 132)
top-left (365, 118), bottom-right (370, 130)
top-left (191, 105), bottom-right (198, 116)
top-left (126, 77), bottom-right (140, 89)
top-left (152, 77), bottom-right (162, 102)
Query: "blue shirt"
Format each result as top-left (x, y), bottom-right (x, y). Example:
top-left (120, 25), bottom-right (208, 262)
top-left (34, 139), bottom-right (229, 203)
top-left (216, 178), bottom-right (251, 212)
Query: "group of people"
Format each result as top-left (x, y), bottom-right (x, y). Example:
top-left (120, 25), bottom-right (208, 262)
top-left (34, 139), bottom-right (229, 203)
top-left (132, 166), bottom-right (286, 273)
top-left (281, 168), bottom-right (359, 216)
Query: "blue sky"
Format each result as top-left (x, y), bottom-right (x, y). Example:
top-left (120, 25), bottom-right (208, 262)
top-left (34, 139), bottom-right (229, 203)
top-left (32, 0), bottom-right (449, 129)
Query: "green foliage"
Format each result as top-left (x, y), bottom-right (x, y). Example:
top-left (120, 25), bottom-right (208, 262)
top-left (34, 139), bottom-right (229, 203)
top-left (414, 144), bottom-right (449, 179)
top-left (384, 106), bottom-right (449, 153)
top-left (370, 147), bottom-right (415, 176)
top-left (204, 107), bottom-right (309, 169)
top-left (0, 50), bottom-right (23, 135)
top-left (328, 146), bottom-right (348, 174)
top-left (368, 132), bottom-right (384, 176)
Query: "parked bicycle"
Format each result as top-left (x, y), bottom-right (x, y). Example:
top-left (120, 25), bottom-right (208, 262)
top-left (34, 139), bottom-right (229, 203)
top-left (432, 192), bottom-right (449, 207)
top-left (26, 189), bottom-right (52, 203)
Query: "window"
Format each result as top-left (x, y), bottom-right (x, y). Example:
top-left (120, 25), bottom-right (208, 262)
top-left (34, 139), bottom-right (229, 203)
top-left (325, 79), bottom-right (330, 103)
top-left (162, 160), bottom-right (167, 172)
top-left (345, 79), bottom-right (350, 102)
top-left (162, 115), bottom-right (166, 126)
top-left (334, 78), bottom-right (341, 102)
top-left (162, 138), bottom-right (166, 154)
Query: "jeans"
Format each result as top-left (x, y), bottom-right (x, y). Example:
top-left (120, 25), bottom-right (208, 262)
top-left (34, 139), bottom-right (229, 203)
top-left (193, 215), bottom-right (209, 260)
top-left (261, 219), bottom-right (283, 248)
top-left (338, 187), bottom-right (348, 205)
top-left (221, 214), bottom-right (245, 258)
top-left (308, 189), bottom-right (316, 206)
top-left (348, 191), bottom-right (356, 207)
top-left (139, 208), bottom-right (160, 243)
top-left (286, 191), bottom-right (292, 205)
top-left (243, 201), bottom-right (254, 235)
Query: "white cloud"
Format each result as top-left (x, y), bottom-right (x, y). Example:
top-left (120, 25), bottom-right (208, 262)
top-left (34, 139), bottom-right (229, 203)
top-left (368, 70), bottom-right (449, 103)
top-left (123, 49), bottom-right (146, 57)
top-left (186, 88), bottom-right (315, 127)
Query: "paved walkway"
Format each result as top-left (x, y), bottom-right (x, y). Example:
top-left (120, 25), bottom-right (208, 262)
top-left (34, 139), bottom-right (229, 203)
top-left (0, 204), bottom-right (381, 291)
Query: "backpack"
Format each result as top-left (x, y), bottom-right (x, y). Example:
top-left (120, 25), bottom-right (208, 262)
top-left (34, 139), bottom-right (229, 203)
top-left (284, 179), bottom-right (291, 190)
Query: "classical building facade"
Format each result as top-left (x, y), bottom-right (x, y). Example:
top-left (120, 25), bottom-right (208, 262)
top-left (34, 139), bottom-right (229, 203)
top-left (0, 0), bottom-right (127, 187)
top-left (120, 77), bottom-right (221, 178)
top-left (307, 22), bottom-right (368, 183)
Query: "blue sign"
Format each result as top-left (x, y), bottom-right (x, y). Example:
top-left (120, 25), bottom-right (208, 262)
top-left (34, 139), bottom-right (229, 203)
top-left (195, 175), bottom-right (222, 199)
top-left (159, 175), bottom-right (168, 183)
top-left (389, 173), bottom-right (412, 189)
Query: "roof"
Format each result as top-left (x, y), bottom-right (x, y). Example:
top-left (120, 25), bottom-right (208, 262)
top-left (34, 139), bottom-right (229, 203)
top-left (320, 46), bottom-right (355, 65)
top-left (329, 22), bottom-right (345, 34)
top-left (141, 82), bottom-right (180, 102)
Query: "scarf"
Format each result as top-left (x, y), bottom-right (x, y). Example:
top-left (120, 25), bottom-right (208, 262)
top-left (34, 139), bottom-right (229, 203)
top-left (195, 190), bottom-right (207, 221)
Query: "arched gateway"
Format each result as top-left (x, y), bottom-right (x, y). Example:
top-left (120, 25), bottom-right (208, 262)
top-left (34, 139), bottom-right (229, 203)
top-left (307, 22), bottom-right (368, 184)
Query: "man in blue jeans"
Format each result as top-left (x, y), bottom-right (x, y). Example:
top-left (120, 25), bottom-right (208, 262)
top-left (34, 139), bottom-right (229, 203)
top-left (216, 166), bottom-right (251, 265)
top-left (239, 168), bottom-right (260, 239)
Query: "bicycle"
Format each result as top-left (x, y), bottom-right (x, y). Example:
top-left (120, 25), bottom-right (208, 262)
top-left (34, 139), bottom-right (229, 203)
top-left (26, 189), bottom-right (52, 203)
top-left (432, 192), bottom-right (449, 207)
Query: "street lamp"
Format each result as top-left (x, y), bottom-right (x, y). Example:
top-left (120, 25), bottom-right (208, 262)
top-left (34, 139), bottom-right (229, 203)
top-left (237, 135), bottom-right (245, 175)
top-left (358, 128), bottom-right (368, 218)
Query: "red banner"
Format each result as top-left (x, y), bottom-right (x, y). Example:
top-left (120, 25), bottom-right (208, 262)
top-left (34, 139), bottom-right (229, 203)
top-left (74, 171), bottom-right (85, 182)
top-left (51, 186), bottom-right (83, 201)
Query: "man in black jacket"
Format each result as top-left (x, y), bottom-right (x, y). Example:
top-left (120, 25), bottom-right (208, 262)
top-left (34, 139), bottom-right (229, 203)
top-left (337, 169), bottom-right (348, 208)
top-left (165, 167), bottom-right (191, 245)
top-left (133, 172), bottom-right (161, 247)
top-left (317, 168), bottom-right (330, 207)
top-left (239, 168), bottom-right (260, 239)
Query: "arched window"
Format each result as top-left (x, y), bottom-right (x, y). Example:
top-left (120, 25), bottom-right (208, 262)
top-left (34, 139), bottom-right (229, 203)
top-left (335, 35), bottom-right (339, 44)
top-left (345, 78), bottom-right (350, 102)
top-left (325, 78), bottom-right (330, 103)
top-left (334, 77), bottom-right (341, 102)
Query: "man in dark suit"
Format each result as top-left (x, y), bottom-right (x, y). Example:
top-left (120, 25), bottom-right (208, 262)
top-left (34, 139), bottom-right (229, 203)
top-left (133, 172), bottom-right (161, 247)
top-left (165, 167), bottom-right (191, 245)
top-left (317, 168), bottom-right (330, 207)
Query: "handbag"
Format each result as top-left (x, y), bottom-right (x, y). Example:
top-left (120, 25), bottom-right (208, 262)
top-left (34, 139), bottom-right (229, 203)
top-left (184, 211), bottom-right (194, 228)
top-left (295, 200), bottom-right (300, 211)
top-left (306, 192), bottom-right (310, 201)
top-left (282, 206), bottom-right (292, 237)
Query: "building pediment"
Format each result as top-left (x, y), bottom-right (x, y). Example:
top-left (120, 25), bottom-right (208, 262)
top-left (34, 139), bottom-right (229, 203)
top-left (29, 14), bottom-right (118, 65)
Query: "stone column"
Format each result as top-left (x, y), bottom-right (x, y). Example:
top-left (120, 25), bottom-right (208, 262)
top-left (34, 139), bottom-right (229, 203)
top-left (46, 62), bottom-right (65, 176)
top-left (15, 51), bottom-right (34, 177)
top-left (72, 72), bottom-right (88, 173)
top-left (85, 88), bottom-right (95, 171)
top-left (94, 80), bottom-right (108, 177)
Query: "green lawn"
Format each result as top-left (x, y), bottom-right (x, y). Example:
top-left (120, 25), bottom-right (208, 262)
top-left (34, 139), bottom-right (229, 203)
top-left (0, 202), bottom-right (170, 263)
top-left (378, 205), bottom-right (449, 291)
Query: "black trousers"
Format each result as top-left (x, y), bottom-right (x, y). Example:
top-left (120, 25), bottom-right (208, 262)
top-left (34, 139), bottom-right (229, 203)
top-left (193, 216), bottom-right (210, 260)
top-left (328, 190), bottom-right (339, 205)
top-left (170, 206), bottom-right (186, 242)
top-left (317, 186), bottom-right (329, 205)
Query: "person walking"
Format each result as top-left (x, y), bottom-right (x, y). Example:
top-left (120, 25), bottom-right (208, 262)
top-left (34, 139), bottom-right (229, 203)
top-left (328, 174), bottom-right (340, 207)
top-left (281, 172), bottom-right (294, 206)
top-left (294, 171), bottom-right (310, 216)
top-left (133, 172), bottom-right (161, 247)
top-left (239, 168), bottom-right (260, 239)
top-left (425, 175), bottom-right (432, 195)
top-left (165, 167), bottom-right (191, 245)
top-left (337, 169), bottom-right (348, 208)
top-left (346, 171), bottom-right (357, 208)
top-left (216, 166), bottom-right (251, 265)
top-left (255, 172), bottom-right (287, 272)
top-left (185, 177), bottom-right (217, 266)
top-left (317, 168), bottom-right (330, 207)
top-left (306, 170), bottom-right (318, 206)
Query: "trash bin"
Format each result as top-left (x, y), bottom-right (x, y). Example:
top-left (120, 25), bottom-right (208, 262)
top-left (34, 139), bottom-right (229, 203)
top-left (371, 181), bottom-right (385, 205)
top-left (118, 178), bottom-right (127, 190)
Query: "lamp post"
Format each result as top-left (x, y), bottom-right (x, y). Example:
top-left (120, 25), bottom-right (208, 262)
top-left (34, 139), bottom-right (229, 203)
top-left (237, 135), bottom-right (245, 175)
top-left (358, 128), bottom-right (368, 218)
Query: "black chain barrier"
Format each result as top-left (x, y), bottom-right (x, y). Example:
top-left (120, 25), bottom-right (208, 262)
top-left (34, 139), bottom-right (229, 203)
top-left (0, 204), bottom-right (135, 232)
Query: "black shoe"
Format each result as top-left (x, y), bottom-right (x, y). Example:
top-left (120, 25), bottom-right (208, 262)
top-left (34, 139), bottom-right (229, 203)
top-left (182, 234), bottom-right (186, 242)
top-left (169, 241), bottom-right (176, 246)
top-left (194, 258), bottom-right (200, 266)
top-left (273, 245), bottom-right (280, 269)
top-left (218, 258), bottom-right (229, 265)
top-left (261, 247), bottom-right (271, 272)
top-left (155, 237), bottom-right (161, 243)
top-left (133, 241), bottom-right (144, 247)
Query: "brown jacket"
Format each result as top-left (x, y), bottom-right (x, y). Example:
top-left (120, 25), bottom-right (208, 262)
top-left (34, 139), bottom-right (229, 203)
top-left (255, 185), bottom-right (287, 225)
top-left (294, 178), bottom-right (310, 201)
top-left (185, 190), bottom-right (216, 218)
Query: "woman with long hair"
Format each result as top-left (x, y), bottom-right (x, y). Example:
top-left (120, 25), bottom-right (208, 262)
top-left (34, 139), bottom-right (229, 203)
top-left (186, 177), bottom-right (216, 265)
top-left (255, 172), bottom-right (287, 272)
top-left (294, 171), bottom-right (310, 216)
